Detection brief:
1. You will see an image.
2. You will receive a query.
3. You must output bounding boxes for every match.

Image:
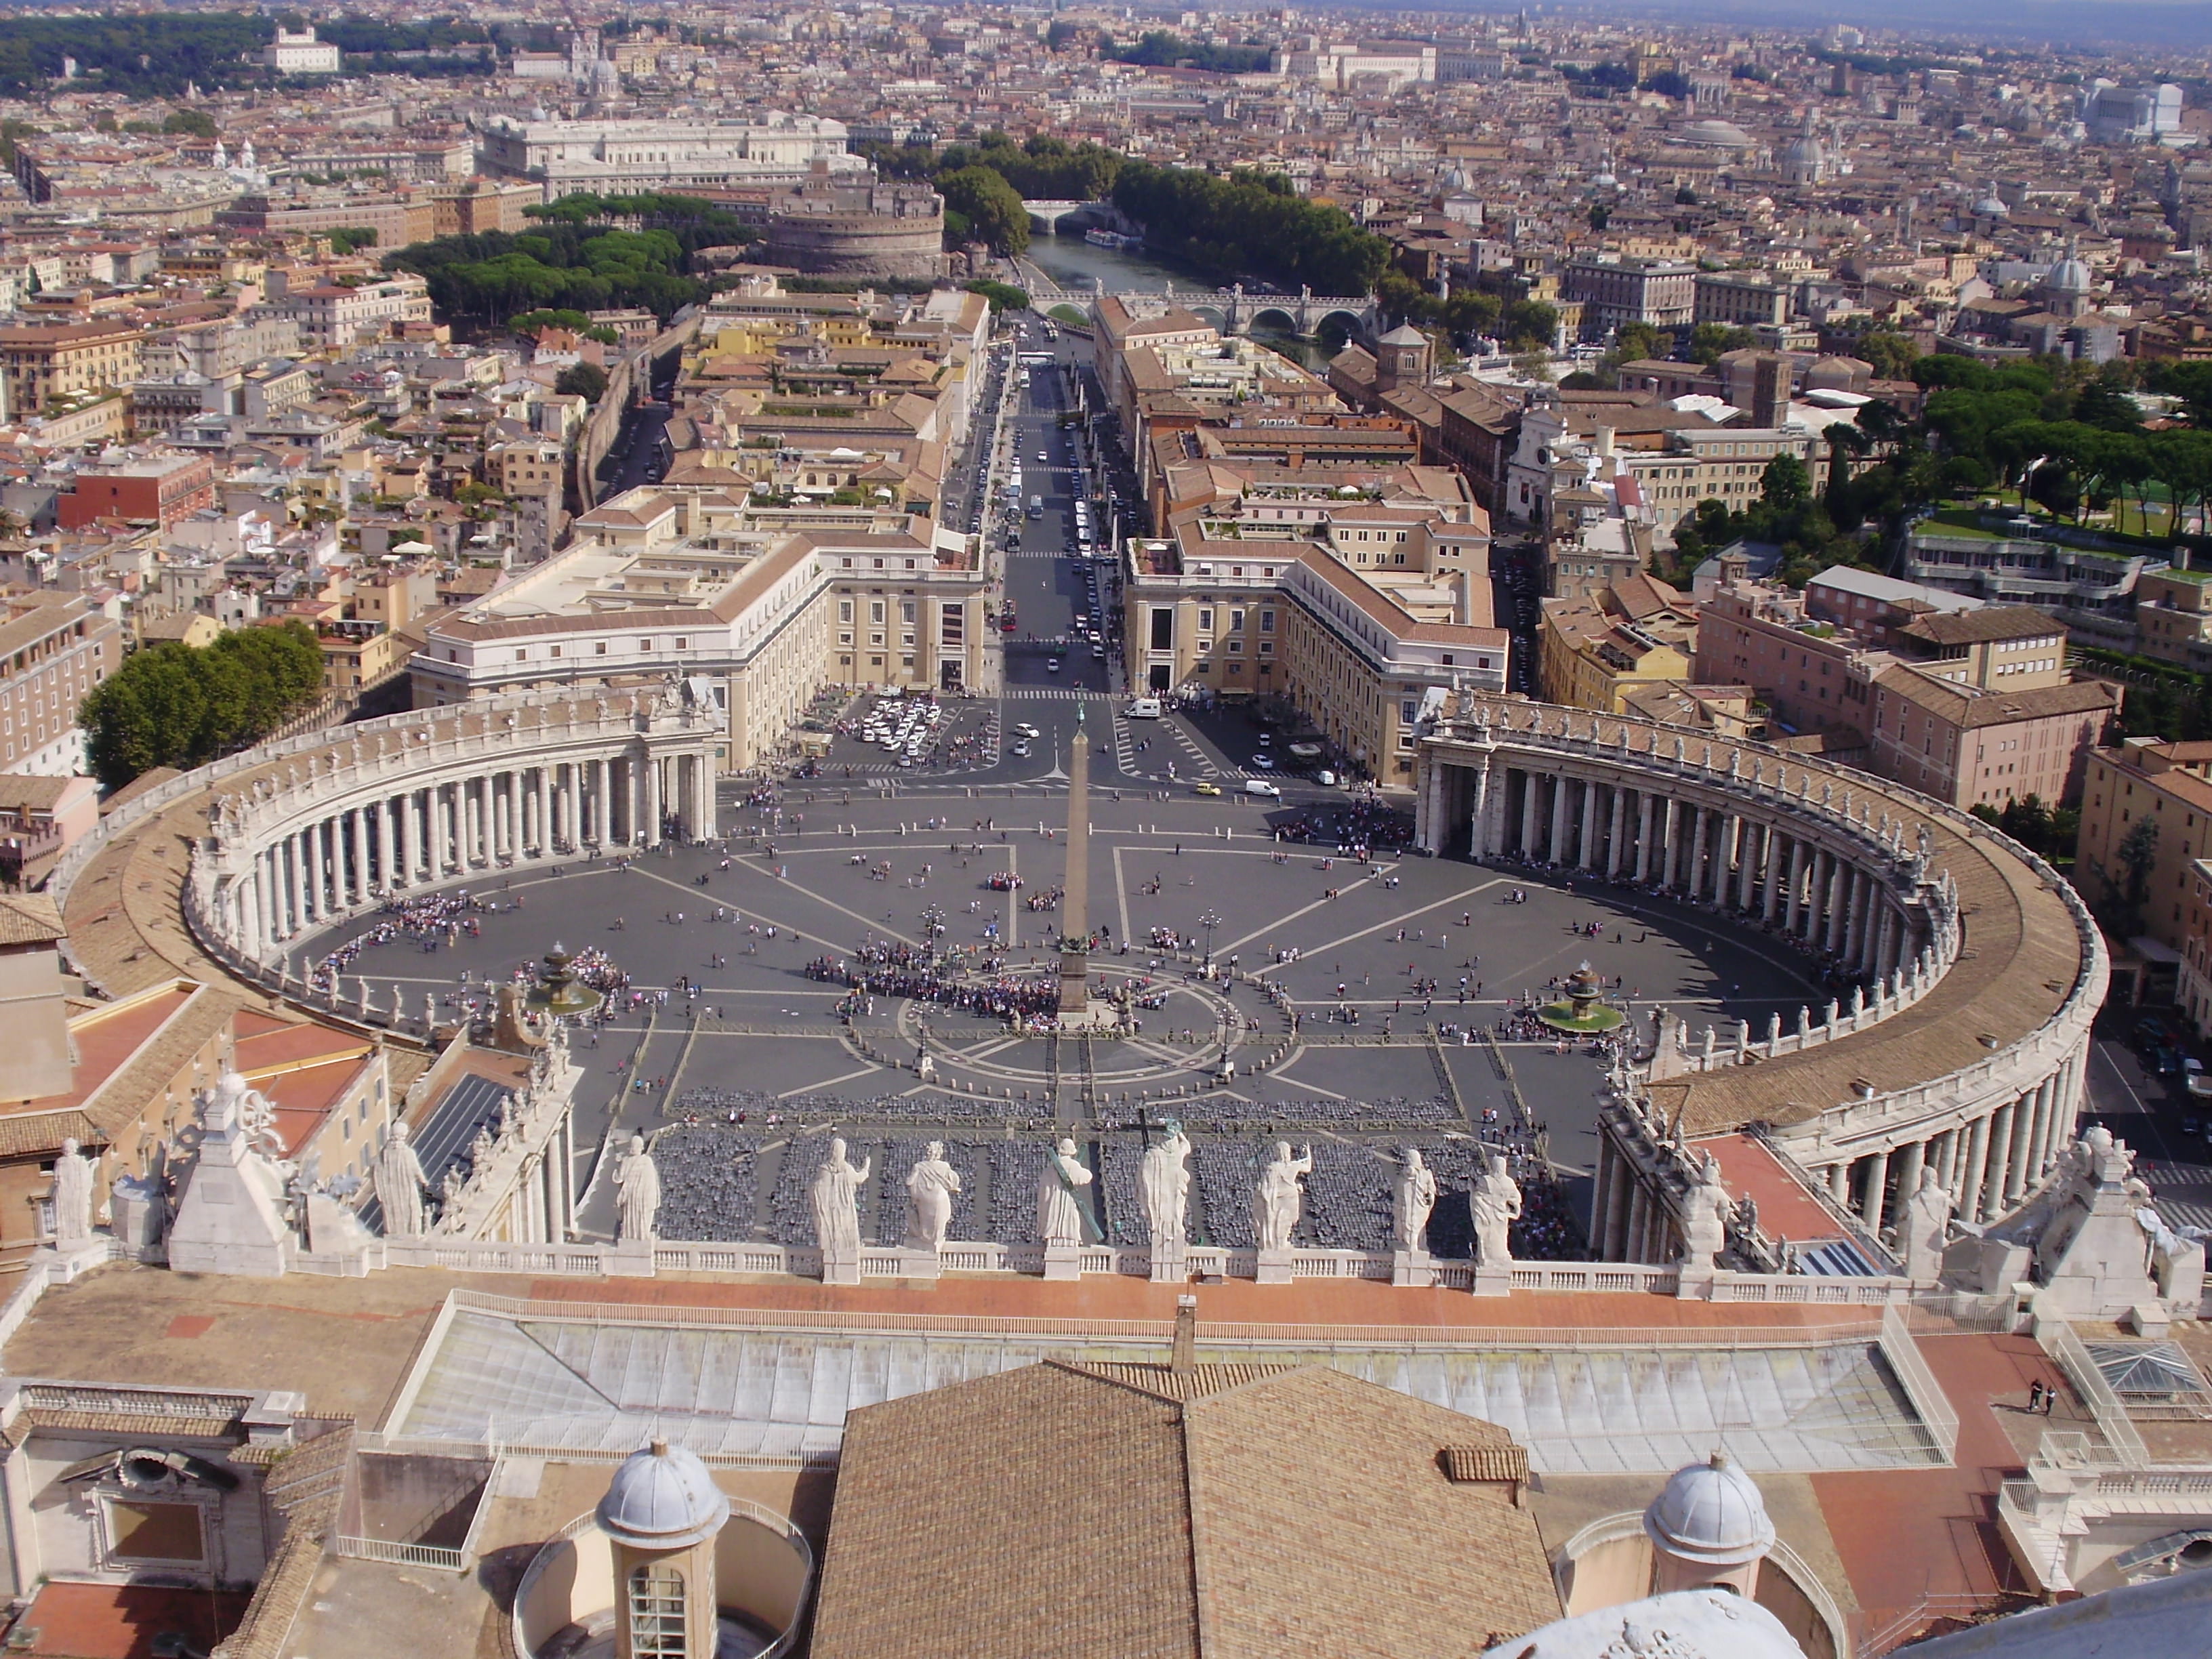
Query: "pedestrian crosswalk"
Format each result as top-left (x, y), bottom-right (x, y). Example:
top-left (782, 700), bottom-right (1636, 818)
top-left (1002, 686), bottom-right (1106, 701)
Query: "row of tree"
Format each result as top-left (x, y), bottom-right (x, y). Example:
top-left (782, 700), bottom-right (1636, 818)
top-left (81, 623), bottom-right (327, 789)
top-left (1108, 161), bottom-right (1393, 297)
top-left (386, 197), bottom-right (756, 325)
top-left (1372, 268), bottom-right (1560, 355)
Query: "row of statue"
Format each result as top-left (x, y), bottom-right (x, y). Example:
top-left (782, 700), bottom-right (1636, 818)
top-left (707, 1130), bottom-right (1530, 1265)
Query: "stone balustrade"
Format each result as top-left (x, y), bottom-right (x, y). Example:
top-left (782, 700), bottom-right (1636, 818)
top-left (160, 687), bottom-right (723, 976)
top-left (1417, 697), bottom-right (2104, 1254)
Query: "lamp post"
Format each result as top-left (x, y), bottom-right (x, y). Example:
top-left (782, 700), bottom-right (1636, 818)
top-left (1200, 910), bottom-right (1223, 973)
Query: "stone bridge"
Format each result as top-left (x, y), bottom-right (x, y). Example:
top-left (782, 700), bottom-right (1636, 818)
top-left (1088, 281), bottom-right (1380, 344)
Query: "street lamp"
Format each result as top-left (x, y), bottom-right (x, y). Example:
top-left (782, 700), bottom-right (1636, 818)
top-left (1200, 910), bottom-right (1223, 972)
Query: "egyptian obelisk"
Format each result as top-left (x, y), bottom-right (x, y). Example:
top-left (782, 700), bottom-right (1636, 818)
top-left (1057, 703), bottom-right (1093, 1017)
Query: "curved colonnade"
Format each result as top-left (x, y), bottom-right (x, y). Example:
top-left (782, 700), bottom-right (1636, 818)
top-left (52, 689), bottom-right (722, 1035)
top-left (1412, 698), bottom-right (2106, 1253)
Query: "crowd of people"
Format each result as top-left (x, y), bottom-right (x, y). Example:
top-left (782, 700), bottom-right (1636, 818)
top-left (806, 942), bottom-right (1063, 1025)
top-left (308, 890), bottom-right (496, 991)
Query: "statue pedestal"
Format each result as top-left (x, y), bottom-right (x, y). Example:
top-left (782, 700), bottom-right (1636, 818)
top-left (820, 1246), bottom-right (861, 1287)
top-left (1470, 1262), bottom-right (1513, 1297)
top-left (1391, 1248), bottom-right (1433, 1288)
top-left (896, 1247), bottom-right (942, 1282)
top-left (1254, 1247), bottom-right (1294, 1285)
top-left (607, 1238), bottom-right (655, 1278)
top-left (1676, 1265), bottom-right (1717, 1301)
top-left (1042, 1242), bottom-right (1082, 1281)
top-left (1149, 1242), bottom-right (1187, 1284)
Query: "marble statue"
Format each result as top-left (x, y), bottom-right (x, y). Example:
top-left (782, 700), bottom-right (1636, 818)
top-left (49, 1137), bottom-right (95, 1245)
top-left (903, 1142), bottom-right (960, 1252)
top-left (809, 1138), bottom-right (870, 1256)
top-left (1137, 1122), bottom-right (1191, 1252)
top-left (1038, 1137), bottom-right (1092, 1249)
top-left (1679, 1151), bottom-right (1729, 1272)
top-left (615, 1132), bottom-right (662, 1244)
top-left (1469, 1149), bottom-right (1522, 1267)
top-left (1393, 1147), bottom-right (1438, 1253)
top-left (372, 1121), bottom-right (430, 1238)
top-left (1253, 1141), bottom-right (1313, 1253)
top-left (1900, 1167), bottom-right (1953, 1283)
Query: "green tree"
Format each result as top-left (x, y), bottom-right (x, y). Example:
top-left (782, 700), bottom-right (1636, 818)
top-left (1852, 330), bottom-right (1919, 382)
top-left (1687, 322), bottom-right (1755, 367)
top-left (161, 108), bottom-right (216, 138)
top-left (1610, 321), bottom-right (1666, 366)
top-left (935, 166), bottom-right (1030, 257)
top-left (80, 621), bottom-right (325, 788)
top-left (963, 279), bottom-right (1029, 312)
top-left (555, 363), bottom-right (609, 403)
top-left (1761, 453), bottom-right (1812, 510)
top-left (325, 226), bottom-right (378, 254)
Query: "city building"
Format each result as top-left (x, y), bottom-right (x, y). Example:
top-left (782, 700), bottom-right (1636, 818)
top-left (0, 592), bottom-right (121, 776)
top-left (0, 322), bottom-right (143, 420)
top-left (476, 116), bottom-right (863, 198)
top-left (1565, 256), bottom-right (1698, 337)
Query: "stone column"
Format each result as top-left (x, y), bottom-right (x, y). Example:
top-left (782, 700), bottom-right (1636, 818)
top-left (1784, 840), bottom-right (1808, 938)
top-left (1828, 1162), bottom-right (1850, 1206)
top-left (1760, 827), bottom-right (1784, 923)
top-left (1736, 821), bottom-right (1760, 912)
top-left (1591, 1139), bottom-right (1615, 1256)
top-left (646, 752), bottom-right (664, 846)
top-left (593, 758), bottom-right (612, 847)
top-left (1957, 1113), bottom-right (1989, 1216)
top-left (1606, 787), bottom-right (1629, 878)
top-left (1715, 813), bottom-right (1738, 905)
top-left (304, 820), bottom-right (325, 923)
top-left (1824, 858), bottom-right (1850, 955)
top-left (536, 766), bottom-right (554, 855)
top-left (1660, 797), bottom-right (1681, 889)
top-left (1636, 792), bottom-right (1657, 884)
top-left (1980, 1103), bottom-right (2016, 1221)
top-left (2003, 1090), bottom-right (2039, 1206)
top-left (283, 834), bottom-right (304, 937)
top-left (402, 790), bottom-right (422, 887)
top-left (346, 808), bottom-right (367, 907)
top-left (1608, 1147), bottom-right (1635, 1260)
top-left (1518, 769), bottom-right (1538, 857)
top-left (1896, 1139), bottom-right (1926, 1209)
top-left (484, 774), bottom-right (499, 861)
top-left (1842, 870), bottom-right (1866, 966)
top-left (1468, 760), bottom-right (1492, 857)
top-left (1549, 774), bottom-right (1572, 865)
top-left (1860, 1147), bottom-right (1891, 1237)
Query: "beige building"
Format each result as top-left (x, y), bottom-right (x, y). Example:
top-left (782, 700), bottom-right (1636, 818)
top-left (1866, 668), bottom-right (2116, 811)
top-left (0, 321), bottom-right (143, 419)
top-left (2076, 739), bottom-right (2212, 964)
top-left (411, 486), bottom-right (987, 769)
top-left (1537, 575), bottom-right (1697, 712)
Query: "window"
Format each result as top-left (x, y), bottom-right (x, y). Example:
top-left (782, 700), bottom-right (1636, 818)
top-left (1197, 609), bottom-right (1214, 632)
top-left (595, 642), bottom-right (607, 655)
top-left (839, 600), bottom-right (853, 622)
top-left (628, 1563), bottom-right (687, 1658)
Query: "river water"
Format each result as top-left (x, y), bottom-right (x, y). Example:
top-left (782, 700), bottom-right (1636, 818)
top-left (1021, 229), bottom-right (1333, 370)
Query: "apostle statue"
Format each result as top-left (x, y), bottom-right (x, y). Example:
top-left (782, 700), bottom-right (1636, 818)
top-left (904, 1142), bottom-right (960, 1252)
top-left (1900, 1166), bottom-right (1954, 1284)
top-left (1038, 1137), bottom-right (1092, 1250)
top-left (810, 1138), bottom-right (872, 1257)
top-left (615, 1132), bottom-right (662, 1244)
top-left (1392, 1146), bottom-right (1437, 1254)
top-left (49, 1138), bottom-right (96, 1246)
top-left (1469, 1149), bottom-right (1522, 1268)
top-left (1253, 1141), bottom-right (1313, 1254)
top-left (373, 1121), bottom-right (431, 1239)
top-left (1138, 1122), bottom-right (1191, 1252)
top-left (1679, 1151), bottom-right (1729, 1272)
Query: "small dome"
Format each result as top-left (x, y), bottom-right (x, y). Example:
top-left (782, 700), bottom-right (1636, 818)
top-left (1677, 119), bottom-right (1753, 149)
top-left (598, 1439), bottom-right (730, 1550)
top-left (1783, 134), bottom-right (1823, 163)
top-left (2047, 254), bottom-right (2092, 293)
top-left (1378, 323), bottom-right (1429, 347)
top-left (1643, 1451), bottom-right (1775, 1566)
top-left (1973, 190), bottom-right (2009, 217)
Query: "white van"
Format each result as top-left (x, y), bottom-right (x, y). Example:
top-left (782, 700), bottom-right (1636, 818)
top-left (1124, 697), bottom-right (1164, 719)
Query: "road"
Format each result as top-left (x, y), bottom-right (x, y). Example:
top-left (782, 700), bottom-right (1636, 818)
top-left (594, 351), bottom-right (680, 497)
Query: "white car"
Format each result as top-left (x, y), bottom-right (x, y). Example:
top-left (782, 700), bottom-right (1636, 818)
top-left (1248, 754), bottom-right (1276, 771)
top-left (1047, 659), bottom-right (1062, 673)
top-left (1244, 779), bottom-right (1282, 798)
top-left (1013, 722), bottom-right (1040, 738)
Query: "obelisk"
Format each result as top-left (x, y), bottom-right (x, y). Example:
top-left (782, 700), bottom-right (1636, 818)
top-left (1057, 703), bottom-right (1093, 1017)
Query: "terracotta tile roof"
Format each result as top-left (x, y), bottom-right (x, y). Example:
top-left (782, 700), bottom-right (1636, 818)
top-left (810, 1360), bottom-right (1558, 1659)
top-left (0, 893), bottom-right (64, 945)
top-left (1877, 667), bottom-right (2120, 730)
top-left (1897, 605), bottom-right (2057, 647)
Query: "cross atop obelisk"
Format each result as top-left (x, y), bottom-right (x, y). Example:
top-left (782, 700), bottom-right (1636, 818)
top-left (1057, 702), bottom-right (1093, 1018)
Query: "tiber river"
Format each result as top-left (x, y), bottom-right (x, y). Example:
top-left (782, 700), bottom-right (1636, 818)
top-left (1018, 229), bottom-right (1340, 370)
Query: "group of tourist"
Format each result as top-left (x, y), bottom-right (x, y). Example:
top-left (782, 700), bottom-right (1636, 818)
top-left (306, 890), bottom-right (495, 991)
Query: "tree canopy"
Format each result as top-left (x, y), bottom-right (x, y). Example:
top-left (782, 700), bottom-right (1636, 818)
top-left (1110, 161), bottom-right (1391, 295)
top-left (935, 167), bottom-right (1030, 257)
top-left (81, 622), bottom-right (325, 789)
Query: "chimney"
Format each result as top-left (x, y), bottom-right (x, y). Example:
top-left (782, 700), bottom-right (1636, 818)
top-left (1595, 424), bottom-right (1615, 459)
top-left (1458, 568), bottom-right (1477, 625)
top-left (1171, 1294), bottom-right (1197, 1376)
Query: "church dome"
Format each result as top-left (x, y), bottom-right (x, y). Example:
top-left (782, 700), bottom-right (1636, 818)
top-left (598, 1439), bottom-right (730, 1550)
top-left (1782, 134), bottom-right (1823, 166)
top-left (1643, 1451), bottom-right (1774, 1566)
top-left (1677, 119), bottom-right (1753, 150)
top-left (2047, 251), bottom-right (2093, 293)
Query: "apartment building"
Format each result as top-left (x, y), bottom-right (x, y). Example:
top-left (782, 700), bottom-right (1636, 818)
top-left (1564, 256), bottom-right (1697, 337)
top-left (409, 486), bottom-right (987, 766)
top-left (2077, 740), bottom-right (2212, 970)
top-left (1866, 667), bottom-right (2116, 810)
top-left (56, 455), bottom-right (217, 531)
top-left (1693, 271), bottom-right (1794, 328)
top-left (0, 321), bottom-right (143, 419)
top-left (256, 274), bottom-right (433, 348)
top-left (1536, 575), bottom-right (1697, 711)
top-left (2131, 567), bottom-right (2212, 668)
top-left (0, 592), bottom-right (123, 775)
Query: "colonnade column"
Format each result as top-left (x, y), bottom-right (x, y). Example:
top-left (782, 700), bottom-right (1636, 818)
top-left (1981, 1103), bottom-right (2016, 1220)
top-left (646, 752), bottom-right (664, 846)
top-left (1761, 830), bottom-right (1785, 924)
top-left (1606, 787), bottom-right (1628, 879)
top-left (1958, 1112), bottom-right (1992, 1220)
top-left (1635, 794), bottom-right (1656, 884)
top-left (1549, 776), bottom-right (1572, 867)
top-left (593, 758), bottom-right (612, 848)
top-left (1860, 1147), bottom-right (1891, 1238)
top-left (1785, 841), bottom-right (1808, 938)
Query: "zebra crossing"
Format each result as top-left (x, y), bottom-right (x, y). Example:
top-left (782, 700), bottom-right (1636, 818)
top-left (2140, 1158), bottom-right (2212, 1233)
top-left (1002, 686), bottom-right (1106, 701)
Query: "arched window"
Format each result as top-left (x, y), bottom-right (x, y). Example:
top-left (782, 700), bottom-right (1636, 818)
top-left (628, 1561), bottom-right (688, 1657)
